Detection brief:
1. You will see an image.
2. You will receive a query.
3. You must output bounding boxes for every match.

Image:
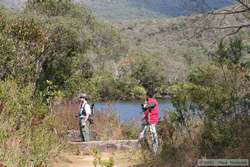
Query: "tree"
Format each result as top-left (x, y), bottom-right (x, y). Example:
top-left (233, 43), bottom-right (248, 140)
top-left (168, 37), bottom-right (250, 156)
top-left (131, 53), bottom-right (166, 94)
top-left (185, 0), bottom-right (250, 37)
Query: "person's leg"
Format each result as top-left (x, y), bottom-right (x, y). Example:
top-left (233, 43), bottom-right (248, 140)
top-left (139, 120), bottom-right (148, 139)
top-left (149, 124), bottom-right (159, 151)
top-left (79, 118), bottom-right (85, 141)
top-left (83, 121), bottom-right (90, 142)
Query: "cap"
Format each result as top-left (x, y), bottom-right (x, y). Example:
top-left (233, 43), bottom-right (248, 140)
top-left (79, 93), bottom-right (88, 99)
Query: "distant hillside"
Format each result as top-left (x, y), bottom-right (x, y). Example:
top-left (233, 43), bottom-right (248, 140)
top-left (112, 5), bottom-right (249, 80)
top-left (0, 0), bottom-right (25, 9)
top-left (0, 0), bottom-right (234, 20)
top-left (129, 0), bottom-right (234, 16)
top-left (74, 0), bottom-right (166, 20)
top-left (0, 0), bottom-right (246, 81)
top-left (76, 0), bottom-right (234, 20)
top-left (116, 8), bottom-right (248, 53)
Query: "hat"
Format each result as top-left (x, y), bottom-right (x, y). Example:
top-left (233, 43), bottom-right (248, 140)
top-left (79, 93), bottom-right (88, 99)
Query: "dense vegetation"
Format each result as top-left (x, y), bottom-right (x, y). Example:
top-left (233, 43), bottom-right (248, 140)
top-left (0, 0), bottom-right (154, 102)
top-left (0, 0), bottom-right (132, 166)
top-left (142, 38), bottom-right (250, 166)
top-left (0, 0), bottom-right (170, 166)
top-left (0, 0), bottom-right (249, 166)
top-left (0, 1), bottom-right (247, 100)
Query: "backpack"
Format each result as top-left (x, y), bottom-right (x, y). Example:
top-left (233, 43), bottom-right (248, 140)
top-left (88, 104), bottom-right (95, 124)
top-left (80, 103), bottom-right (95, 124)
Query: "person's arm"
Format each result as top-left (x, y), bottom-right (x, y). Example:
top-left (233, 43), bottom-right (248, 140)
top-left (84, 104), bottom-right (91, 122)
top-left (79, 104), bottom-right (84, 117)
top-left (143, 103), bottom-right (156, 111)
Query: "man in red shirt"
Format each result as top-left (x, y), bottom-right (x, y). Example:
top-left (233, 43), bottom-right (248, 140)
top-left (139, 92), bottom-right (159, 153)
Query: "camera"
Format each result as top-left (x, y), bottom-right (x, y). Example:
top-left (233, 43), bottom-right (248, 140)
top-left (141, 104), bottom-right (146, 112)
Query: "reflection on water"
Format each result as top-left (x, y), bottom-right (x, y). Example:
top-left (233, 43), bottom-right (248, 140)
top-left (95, 100), bottom-right (174, 122)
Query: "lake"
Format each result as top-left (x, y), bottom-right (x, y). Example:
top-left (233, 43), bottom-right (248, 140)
top-left (94, 100), bottom-right (175, 122)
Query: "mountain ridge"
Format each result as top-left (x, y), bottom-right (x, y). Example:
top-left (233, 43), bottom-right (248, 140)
top-left (76, 0), bottom-right (234, 20)
top-left (0, 0), bottom-right (234, 20)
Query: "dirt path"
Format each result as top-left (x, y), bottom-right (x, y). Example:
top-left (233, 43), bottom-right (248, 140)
top-left (50, 151), bottom-right (142, 167)
top-left (52, 131), bottom-right (142, 166)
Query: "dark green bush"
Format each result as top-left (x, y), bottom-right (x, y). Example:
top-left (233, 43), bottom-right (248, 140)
top-left (0, 80), bottom-right (63, 167)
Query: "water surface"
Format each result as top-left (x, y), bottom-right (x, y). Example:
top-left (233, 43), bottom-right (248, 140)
top-left (95, 100), bottom-right (174, 122)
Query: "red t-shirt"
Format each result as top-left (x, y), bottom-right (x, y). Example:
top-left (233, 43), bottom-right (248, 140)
top-left (144, 98), bottom-right (159, 124)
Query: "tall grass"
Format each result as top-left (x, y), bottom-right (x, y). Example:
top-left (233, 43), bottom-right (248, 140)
top-left (0, 80), bottom-right (64, 167)
top-left (139, 115), bottom-right (250, 167)
top-left (52, 101), bottom-right (140, 141)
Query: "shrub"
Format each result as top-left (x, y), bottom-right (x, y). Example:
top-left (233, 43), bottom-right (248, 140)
top-left (93, 108), bottom-right (123, 141)
top-left (91, 148), bottom-right (114, 167)
top-left (130, 85), bottom-right (146, 100)
top-left (0, 80), bottom-right (63, 167)
top-left (27, 0), bottom-right (73, 16)
top-left (120, 121), bottom-right (140, 139)
top-left (142, 38), bottom-right (250, 167)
